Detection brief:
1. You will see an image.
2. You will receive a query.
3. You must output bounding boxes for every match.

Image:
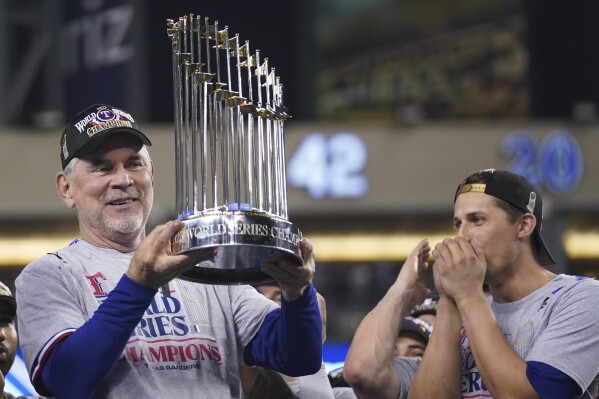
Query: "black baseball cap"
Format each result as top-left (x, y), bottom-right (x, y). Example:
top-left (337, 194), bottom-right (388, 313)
top-left (454, 169), bottom-right (555, 265)
top-left (400, 316), bottom-right (433, 344)
top-left (0, 281), bottom-right (16, 316)
top-left (60, 104), bottom-right (152, 169)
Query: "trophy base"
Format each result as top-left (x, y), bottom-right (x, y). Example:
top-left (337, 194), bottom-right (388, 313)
top-left (171, 210), bottom-right (303, 285)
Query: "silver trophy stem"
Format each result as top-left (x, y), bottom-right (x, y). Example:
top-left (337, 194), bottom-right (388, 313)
top-left (242, 41), bottom-right (255, 211)
top-left (277, 81), bottom-right (289, 219)
top-left (263, 60), bottom-right (273, 214)
top-left (188, 15), bottom-right (198, 215)
top-left (171, 39), bottom-right (182, 216)
top-left (183, 62), bottom-right (191, 215)
top-left (191, 65), bottom-right (199, 214)
top-left (183, 17), bottom-right (192, 216)
top-left (255, 51), bottom-right (265, 212)
top-left (205, 20), bottom-right (218, 210)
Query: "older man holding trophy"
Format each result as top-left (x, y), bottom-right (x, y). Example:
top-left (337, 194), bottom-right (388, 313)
top-left (15, 14), bottom-right (322, 399)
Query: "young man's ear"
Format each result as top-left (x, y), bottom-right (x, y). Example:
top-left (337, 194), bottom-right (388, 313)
top-left (517, 213), bottom-right (537, 239)
top-left (56, 171), bottom-right (76, 209)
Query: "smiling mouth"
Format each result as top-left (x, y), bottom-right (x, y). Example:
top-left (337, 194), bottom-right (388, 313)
top-left (108, 198), bottom-right (137, 206)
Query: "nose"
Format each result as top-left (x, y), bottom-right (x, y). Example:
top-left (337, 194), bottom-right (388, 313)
top-left (111, 166), bottom-right (133, 187)
top-left (0, 326), bottom-right (7, 342)
top-left (456, 224), bottom-right (470, 240)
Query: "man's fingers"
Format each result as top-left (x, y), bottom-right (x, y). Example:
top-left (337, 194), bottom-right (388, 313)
top-left (433, 241), bottom-right (451, 264)
top-left (299, 238), bottom-right (314, 264)
top-left (145, 220), bottom-right (184, 247)
top-left (262, 257), bottom-right (308, 280)
top-left (170, 254), bottom-right (204, 272)
top-left (416, 238), bottom-right (431, 253)
top-left (184, 248), bottom-right (215, 265)
top-left (414, 239), bottom-right (431, 275)
top-left (454, 237), bottom-right (477, 257)
top-left (469, 241), bottom-right (486, 262)
top-left (434, 237), bottom-right (476, 267)
top-left (129, 220), bottom-right (203, 288)
top-left (161, 220), bottom-right (185, 239)
top-left (441, 237), bottom-right (465, 259)
top-left (261, 261), bottom-right (297, 281)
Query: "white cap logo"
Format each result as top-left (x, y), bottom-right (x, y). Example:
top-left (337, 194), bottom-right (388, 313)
top-left (62, 134), bottom-right (69, 159)
top-left (527, 192), bottom-right (536, 213)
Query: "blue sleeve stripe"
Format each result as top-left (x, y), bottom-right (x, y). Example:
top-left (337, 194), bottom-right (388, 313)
top-left (244, 284), bottom-right (323, 376)
top-left (31, 328), bottom-right (75, 388)
top-left (39, 274), bottom-right (156, 398)
top-left (526, 360), bottom-right (581, 399)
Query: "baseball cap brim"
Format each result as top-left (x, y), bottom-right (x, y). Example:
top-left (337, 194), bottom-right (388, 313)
top-left (410, 297), bottom-right (438, 318)
top-left (533, 228), bottom-right (556, 266)
top-left (0, 296), bottom-right (16, 316)
top-left (400, 317), bottom-right (432, 344)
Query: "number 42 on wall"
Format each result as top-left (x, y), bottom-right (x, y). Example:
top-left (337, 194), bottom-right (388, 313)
top-left (287, 132), bottom-right (369, 199)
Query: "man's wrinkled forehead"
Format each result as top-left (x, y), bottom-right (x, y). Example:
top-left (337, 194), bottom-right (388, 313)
top-left (82, 134), bottom-right (146, 158)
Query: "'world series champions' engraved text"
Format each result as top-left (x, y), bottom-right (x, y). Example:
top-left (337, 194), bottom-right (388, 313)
top-left (182, 222), bottom-right (301, 246)
top-left (171, 213), bottom-right (304, 256)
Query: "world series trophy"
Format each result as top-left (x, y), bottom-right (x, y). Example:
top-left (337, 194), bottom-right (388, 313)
top-left (166, 15), bottom-right (302, 284)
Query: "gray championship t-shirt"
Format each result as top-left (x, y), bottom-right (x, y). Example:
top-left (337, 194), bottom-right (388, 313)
top-left (332, 387), bottom-right (359, 399)
top-left (287, 364), bottom-right (336, 399)
top-left (392, 275), bottom-right (599, 398)
top-left (392, 356), bottom-right (421, 399)
top-left (16, 240), bottom-right (278, 399)
top-left (462, 274), bottom-right (599, 398)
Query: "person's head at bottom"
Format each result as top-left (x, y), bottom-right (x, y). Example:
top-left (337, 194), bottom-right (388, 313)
top-left (0, 281), bottom-right (18, 389)
top-left (393, 316), bottom-right (432, 358)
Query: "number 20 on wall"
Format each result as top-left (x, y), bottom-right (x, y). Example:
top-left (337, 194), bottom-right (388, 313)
top-left (501, 129), bottom-right (584, 194)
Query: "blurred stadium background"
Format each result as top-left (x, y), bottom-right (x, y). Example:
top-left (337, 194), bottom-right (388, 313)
top-left (2, 0), bottom-right (599, 394)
